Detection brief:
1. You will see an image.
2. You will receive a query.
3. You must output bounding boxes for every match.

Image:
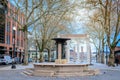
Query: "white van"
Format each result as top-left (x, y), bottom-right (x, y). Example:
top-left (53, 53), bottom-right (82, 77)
top-left (0, 55), bottom-right (12, 64)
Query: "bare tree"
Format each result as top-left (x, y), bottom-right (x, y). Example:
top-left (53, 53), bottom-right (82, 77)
top-left (6, 0), bottom-right (47, 65)
top-left (84, 12), bottom-right (105, 63)
top-left (7, 0), bottom-right (79, 64)
top-left (31, 0), bottom-right (77, 62)
top-left (82, 0), bottom-right (120, 66)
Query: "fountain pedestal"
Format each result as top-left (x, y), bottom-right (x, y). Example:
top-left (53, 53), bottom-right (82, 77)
top-left (52, 38), bottom-right (70, 64)
top-left (33, 63), bottom-right (96, 77)
top-left (55, 59), bottom-right (67, 64)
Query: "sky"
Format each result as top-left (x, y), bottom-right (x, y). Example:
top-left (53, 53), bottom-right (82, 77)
top-left (9, 0), bottom-right (120, 49)
top-left (117, 35), bottom-right (120, 46)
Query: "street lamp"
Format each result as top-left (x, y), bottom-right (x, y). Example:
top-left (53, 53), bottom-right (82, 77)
top-left (35, 43), bottom-right (37, 63)
top-left (106, 45), bottom-right (108, 64)
top-left (11, 26), bottom-right (16, 69)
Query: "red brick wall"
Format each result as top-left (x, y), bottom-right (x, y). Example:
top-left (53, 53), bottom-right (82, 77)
top-left (0, 1), bottom-right (24, 58)
top-left (115, 47), bottom-right (120, 51)
top-left (115, 47), bottom-right (120, 64)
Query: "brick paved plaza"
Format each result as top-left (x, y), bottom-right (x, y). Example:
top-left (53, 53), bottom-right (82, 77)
top-left (0, 63), bottom-right (120, 80)
top-left (0, 69), bottom-right (120, 80)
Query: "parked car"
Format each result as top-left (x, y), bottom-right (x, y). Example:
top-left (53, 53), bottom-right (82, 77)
top-left (0, 55), bottom-right (12, 64)
top-left (28, 58), bottom-right (33, 62)
top-left (14, 57), bottom-right (20, 64)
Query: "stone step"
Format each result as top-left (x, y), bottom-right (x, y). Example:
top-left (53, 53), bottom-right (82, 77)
top-left (23, 71), bottom-right (33, 76)
top-left (55, 69), bottom-right (96, 73)
top-left (26, 68), bottom-right (34, 71)
top-left (23, 68), bottom-right (34, 76)
top-left (26, 70), bottom-right (34, 73)
top-left (54, 72), bottom-right (92, 77)
top-left (23, 68), bottom-right (99, 77)
top-left (33, 72), bottom-right (54, 76)
top-left (56, 70), bottom-right (83, 73)
top-left (53, 69), bottom-right (99, 77)
top-left (33, 70), bottom-right (54, 76)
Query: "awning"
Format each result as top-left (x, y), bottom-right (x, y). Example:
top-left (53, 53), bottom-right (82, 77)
top-left (115, 50), bottom-right (120, 54)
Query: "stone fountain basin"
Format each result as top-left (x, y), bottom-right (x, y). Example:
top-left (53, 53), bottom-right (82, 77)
top-left (31, 63), bottom-right (99, 77)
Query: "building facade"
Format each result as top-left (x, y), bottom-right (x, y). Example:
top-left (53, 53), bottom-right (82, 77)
top-left (115, 46), bottom-right (120, 64)
top-left (0, 0), bottom-right (24, 61)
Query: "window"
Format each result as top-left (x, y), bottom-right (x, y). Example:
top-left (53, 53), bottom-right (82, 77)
top-left (21, 40), bottom-right (23, 47)
top-left (17, 39), bottom-right (19, 46)
top-left (6, 22), bottom-right (10, 32)
top-left (17, 27), bottom-right (20, 36)
top-left (6, 35), bottom-right (10, 44)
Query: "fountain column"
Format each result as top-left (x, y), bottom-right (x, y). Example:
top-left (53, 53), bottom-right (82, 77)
top-left (58, 43), bottom-right (62, 60)
top-left (52, 38), bottom-right (70, 64)
top-left (86, 36), bottom-right (91, 64)
top-left (66, 41), bottom-right (70, 63)
top-left (77, 40), bottom-right (80, 63)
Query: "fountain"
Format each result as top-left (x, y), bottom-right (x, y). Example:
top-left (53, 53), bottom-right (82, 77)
top-left (24, 38), bottom-right (99, 77)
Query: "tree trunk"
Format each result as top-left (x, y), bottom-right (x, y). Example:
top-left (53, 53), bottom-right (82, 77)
top-left (97, 52), bottom-right (101, 63)
top-left (23, 27), bottom-right (28, 65)
top-left (101, 39), bottom-right (104, 64)
top-left (97, 45), bottom-right (101, 63)
top-left (101, 53), bottom-right (104, 63)
top-left (108, 49), bottom-right (115, 66)
top-left (97, 39), bottom-right (101, 63)
top-left (39, 52), bottom-right (43, 62)
top-left (48, 49), bottom-right (51, 62)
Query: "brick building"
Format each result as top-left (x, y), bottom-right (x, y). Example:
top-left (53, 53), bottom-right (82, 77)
top-left (115, 46), bottom-right (120, 64)
top-left (0, 0), bottom-right (24, 60)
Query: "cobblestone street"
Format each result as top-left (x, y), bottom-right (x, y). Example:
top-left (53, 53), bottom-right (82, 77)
top-left (0, 69), bottom-right (120, 80)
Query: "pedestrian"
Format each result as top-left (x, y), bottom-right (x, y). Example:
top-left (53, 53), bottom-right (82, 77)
top-left (115, 58), bottom-right (119, 66)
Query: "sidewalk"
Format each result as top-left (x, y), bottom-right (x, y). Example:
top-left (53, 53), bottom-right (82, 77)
top-left (89, 63), bottom-right (120, 71)
top-left (0, 62), bottom-right (120, 71)
top-left (0, 63), bottom-right (34, 70)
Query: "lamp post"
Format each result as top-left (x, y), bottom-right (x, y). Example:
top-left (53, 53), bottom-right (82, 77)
top-left (11, 26), bottom-right (16, 69)
top-left (106, 45), bottom-right (108, 64)
top-left (35, 43), bottom-right (37, 63)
